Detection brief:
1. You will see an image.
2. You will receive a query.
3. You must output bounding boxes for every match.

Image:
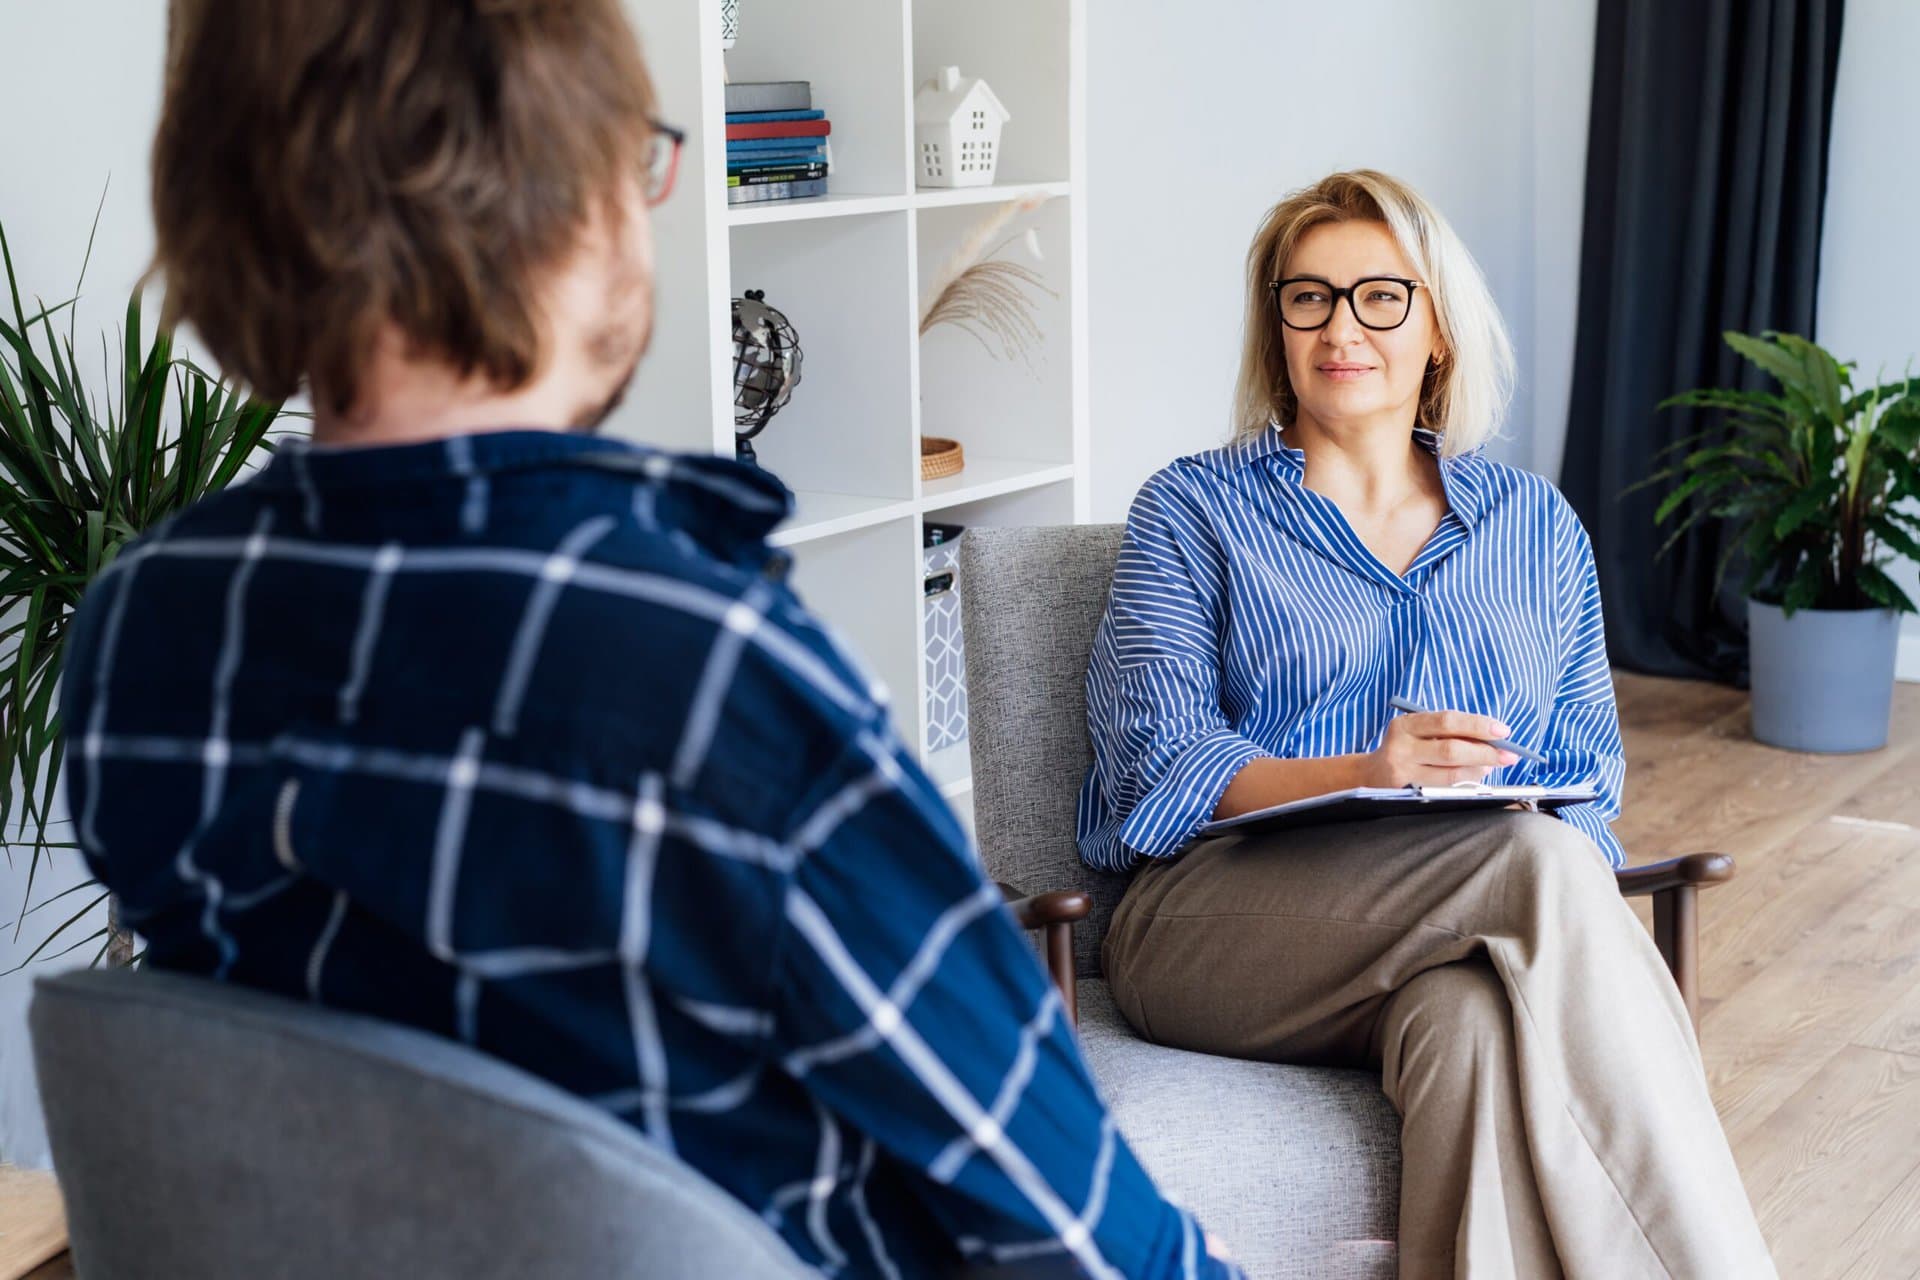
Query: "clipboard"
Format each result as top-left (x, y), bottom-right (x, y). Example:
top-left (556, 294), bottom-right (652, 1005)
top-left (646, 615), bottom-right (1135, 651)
top-left (1197, 782), bottom-right (1600, 839)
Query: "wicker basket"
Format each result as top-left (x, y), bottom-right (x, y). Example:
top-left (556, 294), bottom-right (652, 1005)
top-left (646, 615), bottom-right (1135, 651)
top-left (920, 436), bottom-right (965, 481)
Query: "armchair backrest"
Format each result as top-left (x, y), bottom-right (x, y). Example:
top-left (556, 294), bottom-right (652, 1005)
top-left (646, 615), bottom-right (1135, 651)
top-left (959, 524), bottom-right (1132, 977)
top-left (30, 969), bottom-right (812, 1280)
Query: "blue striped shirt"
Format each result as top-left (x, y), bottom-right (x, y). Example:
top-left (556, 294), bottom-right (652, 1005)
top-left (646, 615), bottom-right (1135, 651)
top-left (61, 429), bottom-right (1237, 1280)
top-left (1078, 426), bottom-right (1626, 874)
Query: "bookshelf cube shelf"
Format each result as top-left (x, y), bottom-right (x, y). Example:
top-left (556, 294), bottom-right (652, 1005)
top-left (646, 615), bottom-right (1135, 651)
top-left (612, 0), bottom-right (1087, 812)
top-left (729, 213), bottom-right (917, 505)
top-left (917, 196), bottom-right (1075, 474)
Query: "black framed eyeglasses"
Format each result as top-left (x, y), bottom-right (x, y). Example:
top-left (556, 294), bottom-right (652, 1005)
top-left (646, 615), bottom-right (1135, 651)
top-left (1268, 275), bottom-right (1424, 331)
top-left (644, 119), bottom-right (687, 207)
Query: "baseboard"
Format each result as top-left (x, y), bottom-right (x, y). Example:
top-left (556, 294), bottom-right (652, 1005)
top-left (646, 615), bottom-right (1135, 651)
top-left (1900, 627), bottom-right (1920, 683)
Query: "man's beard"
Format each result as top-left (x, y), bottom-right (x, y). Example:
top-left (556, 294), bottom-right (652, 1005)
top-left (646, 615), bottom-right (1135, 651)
top-left (570, 320), bottom-right (651, 435)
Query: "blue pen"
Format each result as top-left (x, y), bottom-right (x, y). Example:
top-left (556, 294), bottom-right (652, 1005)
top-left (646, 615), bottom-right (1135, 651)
top-left (1387, 695), bottom-right (1548, 765)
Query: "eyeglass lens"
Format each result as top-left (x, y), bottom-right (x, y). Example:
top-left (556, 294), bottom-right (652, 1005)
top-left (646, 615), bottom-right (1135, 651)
top-left (1276, 279), bottom-right (1413, 331)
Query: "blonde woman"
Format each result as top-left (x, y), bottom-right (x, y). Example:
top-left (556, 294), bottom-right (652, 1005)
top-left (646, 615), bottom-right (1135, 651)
top-left (1081, 170), bottom-right (1774, 1277)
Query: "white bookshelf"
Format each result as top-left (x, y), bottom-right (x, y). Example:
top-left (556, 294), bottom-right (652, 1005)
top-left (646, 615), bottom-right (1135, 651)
top-left (615, 0), bottom-right (1089, 812)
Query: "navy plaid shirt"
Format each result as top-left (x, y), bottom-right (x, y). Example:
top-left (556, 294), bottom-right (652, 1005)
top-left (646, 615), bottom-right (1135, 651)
top-left (61, 430), bottom-right (1237, 1279)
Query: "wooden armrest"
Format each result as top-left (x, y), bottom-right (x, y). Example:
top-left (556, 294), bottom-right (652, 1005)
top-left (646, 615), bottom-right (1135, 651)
top-left (996, 882), bottom-right (1093, 929)
top-left (996, 882), bottom-right (1087, 1027)
top-left (1614, 852), bottom-right (1736, 1036)
top-left (1612, 852), bottom-right (1735, 898)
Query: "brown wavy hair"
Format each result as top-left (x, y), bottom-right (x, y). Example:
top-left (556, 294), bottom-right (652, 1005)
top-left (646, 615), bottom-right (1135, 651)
top-left (153, 1), bottom-right (658, 412)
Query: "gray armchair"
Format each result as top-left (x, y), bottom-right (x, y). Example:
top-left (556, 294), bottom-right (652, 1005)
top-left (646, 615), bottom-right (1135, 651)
top-left (958, 524), bottom-right (1735, 1280)
top-left (30, 968), bottom-right (814, 1279)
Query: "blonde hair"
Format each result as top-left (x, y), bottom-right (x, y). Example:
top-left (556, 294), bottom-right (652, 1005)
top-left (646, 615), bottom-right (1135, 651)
top-left (1231, 170), bottom-right (1514, 457)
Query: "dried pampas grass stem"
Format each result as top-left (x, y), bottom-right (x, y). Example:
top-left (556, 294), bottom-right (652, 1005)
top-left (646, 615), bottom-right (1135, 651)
top-left (919, 196), bottom-right (1059, 366)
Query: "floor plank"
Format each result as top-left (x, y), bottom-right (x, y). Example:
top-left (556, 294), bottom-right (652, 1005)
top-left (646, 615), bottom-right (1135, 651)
top-left (1829, 1154), bottom-right (1920, 1280)
top-left (0, 1167), bottom-right (66, 1280)
top-left (1855, 970), bottom-right (1920, 1060)
top-left (1735, 1045), bottom-right (1920, 1278)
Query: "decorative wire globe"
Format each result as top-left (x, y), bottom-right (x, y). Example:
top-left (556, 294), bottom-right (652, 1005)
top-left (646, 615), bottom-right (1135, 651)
top-left (731, 290), bottom-right (803, 462)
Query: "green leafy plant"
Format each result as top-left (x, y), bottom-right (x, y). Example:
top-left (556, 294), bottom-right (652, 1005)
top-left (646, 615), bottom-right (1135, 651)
top-left (1644, 330), bottom-right (1920, 616)
top-left (0, 212), bottom-right (285, 971)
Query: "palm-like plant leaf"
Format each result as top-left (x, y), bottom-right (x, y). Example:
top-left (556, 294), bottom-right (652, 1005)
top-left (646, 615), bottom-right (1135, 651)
top-left (0, 215), bottom-right (286, 963)
top-left (1647, 329), bottom-right (1919, 616)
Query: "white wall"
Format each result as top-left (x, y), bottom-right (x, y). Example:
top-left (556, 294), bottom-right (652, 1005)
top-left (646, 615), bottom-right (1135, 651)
top-left (1814, 0), bottom-right (1920, 678)
top-left (0, 1), bottom-right (171, 1168)
top-left (1086, 0), bottom-right (1598, 520)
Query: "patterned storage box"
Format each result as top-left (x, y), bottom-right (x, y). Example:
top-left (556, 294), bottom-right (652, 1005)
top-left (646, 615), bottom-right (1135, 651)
top-left (923, 523), bottom-right (968, 753)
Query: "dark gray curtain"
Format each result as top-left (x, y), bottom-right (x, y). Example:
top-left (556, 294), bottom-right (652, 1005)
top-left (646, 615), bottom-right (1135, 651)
top-left (1559, 0), bottom-right (1845, 683)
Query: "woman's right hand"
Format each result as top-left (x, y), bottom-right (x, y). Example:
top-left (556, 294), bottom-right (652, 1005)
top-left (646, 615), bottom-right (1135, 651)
top-left (1361, 710), bottom-right (1519, 788)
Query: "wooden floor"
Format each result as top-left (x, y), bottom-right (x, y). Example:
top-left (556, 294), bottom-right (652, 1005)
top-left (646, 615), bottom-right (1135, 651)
top-left (5, 671), bottom-right (1920, 1278)
top-left (1610, 672), bottom-right (1920, 1279)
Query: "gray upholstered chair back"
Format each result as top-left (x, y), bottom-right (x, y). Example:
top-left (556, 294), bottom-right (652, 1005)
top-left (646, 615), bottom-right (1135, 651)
top-left (30, 969), bottom-right (811, 1280)
top-left (960, 525), bottom-right (1131, 978)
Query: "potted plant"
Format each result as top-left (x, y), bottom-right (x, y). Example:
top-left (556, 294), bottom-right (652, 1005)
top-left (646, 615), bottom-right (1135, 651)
top-left (1646, 330), bottom-right (1920, 753)
top-left (1, 217), bottom-right (284, 971)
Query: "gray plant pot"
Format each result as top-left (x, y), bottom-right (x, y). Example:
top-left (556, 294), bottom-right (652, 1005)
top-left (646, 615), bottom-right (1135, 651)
top-left (1747, 597), bottom-right (1900, 753)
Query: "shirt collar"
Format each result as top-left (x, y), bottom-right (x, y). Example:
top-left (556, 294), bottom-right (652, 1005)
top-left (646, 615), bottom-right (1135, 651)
top-left (1231, 423), bottom-right (1490, 529)
top-left (252, 429), bottom-right (794, 541)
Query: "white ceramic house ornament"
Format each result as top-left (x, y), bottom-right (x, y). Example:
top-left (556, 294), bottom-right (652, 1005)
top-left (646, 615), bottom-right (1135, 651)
top-left (914, 66), bottom-right (1011, 188)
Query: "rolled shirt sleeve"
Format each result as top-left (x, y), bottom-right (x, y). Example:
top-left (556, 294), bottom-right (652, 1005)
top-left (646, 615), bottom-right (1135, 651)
top-left (1525, 504), bottom-right (1628, 867)
top-left (1079, 470), bottom-right (1271, 871)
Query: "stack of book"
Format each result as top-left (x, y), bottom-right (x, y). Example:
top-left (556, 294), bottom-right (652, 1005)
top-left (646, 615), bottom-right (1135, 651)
top-left (726, 81), bottom-right (830, 206)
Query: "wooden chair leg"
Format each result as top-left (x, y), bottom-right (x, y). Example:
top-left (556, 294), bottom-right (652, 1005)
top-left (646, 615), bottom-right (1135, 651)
top-left (1651, 883), bottom-right (1700, 1034)
top-left (1045, 923), bottom-right (1077, 1027)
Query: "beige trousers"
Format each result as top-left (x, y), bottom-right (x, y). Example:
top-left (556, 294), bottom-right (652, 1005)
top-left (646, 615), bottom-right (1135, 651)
top-left (1101, 810), bottom-right (1776, 1279)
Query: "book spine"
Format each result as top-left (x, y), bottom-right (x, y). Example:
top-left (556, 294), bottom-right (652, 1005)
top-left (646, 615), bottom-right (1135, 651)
top-left (726, 178), bottom-right (829, 205)
top-left (723, 82), bottom-right (811, 113)
top-left (727, 150), bottom-right (827, 168)
top-left (727, 163), bottom-right (829, 187)
top-left (726, 135), bottom-right (823, 152)
top-left (725, 120), bottom-right (833, 141)
top-left (723, 109), bottom-right (826, 124)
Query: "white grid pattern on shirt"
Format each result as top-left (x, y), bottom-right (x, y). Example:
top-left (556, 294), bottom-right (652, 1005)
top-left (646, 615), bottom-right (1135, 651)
top-left (339, 543), bottom-right (403, 724)
top-left (493, 515), bottom-right (619, 737)
top-left (172, 510), bottom-right (275, 977)
top-left (807, 1100), bottom-right (848, 1270)
top-left (287, 443), bottom-right (322, 532)
top-left (77, 509), bottom-right (1143, 1276)
top-left (672, 576), bottom-right (776, 789)
top-left (306, 890), bottom-right (349, 1001)
top-left (954, 1116), bottom-right (1121, 1265)
top-left (446, 435), bottom-right (490, 533)
top-left (619, 769), bottom-right (672, 1150)
top-left (781, 878), bottom-right (1003, 1079)
top-left (848, 1139), bottom-right (903, 1280)
top-left (784, 885), bottom-right (1121, 1280)
top-left (94, 533), bottom-right (875, 722)
top-left (929, 985), bottom-right (1062, 1183)
top-left (672, 996), bottom-right (775, 1039)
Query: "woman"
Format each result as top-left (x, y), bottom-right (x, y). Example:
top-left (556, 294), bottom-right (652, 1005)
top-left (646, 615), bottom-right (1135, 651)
top-left (1081, 170), bottom-right (1774, 1278)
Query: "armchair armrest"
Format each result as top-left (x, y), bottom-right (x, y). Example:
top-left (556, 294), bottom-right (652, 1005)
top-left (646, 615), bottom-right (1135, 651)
top-left (1612, 852), bottom-right (1735, 897)
top-left (997, 882), bottom-right (1088, 1027)
top-left (1612, 852), bottom-right (1736, 1034)
top-left (998, 885), bottom-right (1093, 929)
